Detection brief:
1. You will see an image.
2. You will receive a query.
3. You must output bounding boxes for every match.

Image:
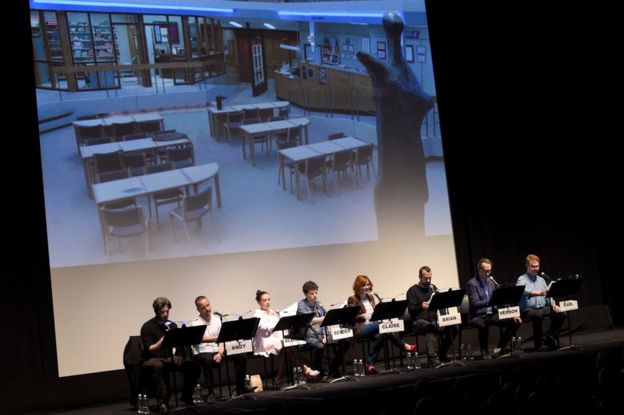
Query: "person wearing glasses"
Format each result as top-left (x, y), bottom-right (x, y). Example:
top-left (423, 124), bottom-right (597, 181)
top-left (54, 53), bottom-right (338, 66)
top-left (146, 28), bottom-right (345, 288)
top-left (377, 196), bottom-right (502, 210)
top-left (466, 258), bottom-right (522, 358)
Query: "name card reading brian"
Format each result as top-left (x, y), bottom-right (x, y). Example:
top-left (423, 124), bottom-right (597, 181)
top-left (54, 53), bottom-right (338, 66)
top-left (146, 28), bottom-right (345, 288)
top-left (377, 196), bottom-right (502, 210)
top-left (558, 300), bottom-right (578, 312)
top-left (224, 340), bottom-right (252, 355)
top-left (498, 306), bottom-right (520, 319)
top-left (437, 312), bottom-right (461, 327)
top-left (379, 319), bottom-right (405, 334)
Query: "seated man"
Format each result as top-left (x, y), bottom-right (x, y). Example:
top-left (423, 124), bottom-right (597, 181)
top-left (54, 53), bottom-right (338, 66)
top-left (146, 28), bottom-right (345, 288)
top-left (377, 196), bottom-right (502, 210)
top-left (466, 258), bottom-right (521, 358)
top-left (141, 297), bottom-right (200, 412)
top-left (406, 266), bottom-right (458, 367)
top-left (517, 254), bottom-right (566, 351)
top-left (187, 295), bottom-right (254, 397)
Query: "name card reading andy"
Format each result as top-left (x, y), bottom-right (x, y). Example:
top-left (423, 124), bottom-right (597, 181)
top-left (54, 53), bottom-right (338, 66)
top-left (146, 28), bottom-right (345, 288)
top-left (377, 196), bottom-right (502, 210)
top-left (379, 319), bottom-right (405, 334)
top-left (225, 340), bottom-right (252, 355)
top-left (558, 300), bottom-right (579, 312)
top-left (329, 325), bottom-right (353, 341)
top-left (437, 312), bottom-right (461, 327)
top-left (498, 306), bottom-right (520, 319)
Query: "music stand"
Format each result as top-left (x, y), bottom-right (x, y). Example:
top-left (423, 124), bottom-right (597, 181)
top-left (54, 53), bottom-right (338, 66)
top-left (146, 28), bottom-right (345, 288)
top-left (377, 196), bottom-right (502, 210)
top-left (488, 285), bottom-right (525, 308)
top-left (273, 313), bottom-right (313, 390)
top-left (547, 276), bottom-right (584, 351)
top-left (215, 318), bottom-right (259, 399)
top-left (428, 288), bottom-right (466, 312)
top-left (321, 306), bottom-right (360, 383)
top-left (370, 300), bottom-right (408, 372)
top-left (161, 325), bottom-right (206, 407)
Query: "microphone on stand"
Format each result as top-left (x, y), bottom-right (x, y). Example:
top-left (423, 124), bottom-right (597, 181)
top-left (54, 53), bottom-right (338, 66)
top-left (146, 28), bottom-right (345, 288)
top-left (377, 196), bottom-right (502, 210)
top-left (373, 292), bottom-right (383, 303)
top-left (489, 275), bottom-right (500, 287)
top-left (330, 301), bottom-right (346, 308)
top-left (540, 272), bottom-right (553, 284)
top-left (163, 320), bottom-right (174, 331)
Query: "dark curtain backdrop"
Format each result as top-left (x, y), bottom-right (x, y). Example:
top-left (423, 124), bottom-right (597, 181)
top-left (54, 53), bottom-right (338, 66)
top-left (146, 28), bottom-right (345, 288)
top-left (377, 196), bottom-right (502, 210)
top-left (2, 1), bottom-right (618, 414)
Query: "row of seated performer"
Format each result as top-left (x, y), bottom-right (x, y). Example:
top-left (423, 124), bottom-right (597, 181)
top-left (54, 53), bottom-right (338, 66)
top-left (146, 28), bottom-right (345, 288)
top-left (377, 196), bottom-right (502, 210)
top-left (137, 252), bottom-right (565, 411)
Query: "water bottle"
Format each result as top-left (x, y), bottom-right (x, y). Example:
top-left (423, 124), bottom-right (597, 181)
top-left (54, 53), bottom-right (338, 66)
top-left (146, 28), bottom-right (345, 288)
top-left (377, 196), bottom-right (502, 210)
top-left (511, 337), bottom-right (518, 357)
top-left (143, 394), bottom-right (150, 414)
top-left (517, 337), bottom-right (523, 358)
top-left (193, 384), bottom-right (202, 404)
top-left (298, 366), bottom-right (306, 384)
top-left (244, 374), bottom-right (251, 389)
top-left (358, 359), bottom-right (365, 377)
top-left (460, 344), bottom-right (467, 360)
top-left (292, 367), bottom-right (298, 385)
top-left (353, 358), bottom-right (360, 376)
top-left (467, 344), bottom-right (473, 360)
top-left (137, 394), bottom-right (143, 414)
top-left (414, 352), bottom-right (421, 369)
top-left (406, 352), bottom-right (414, 370)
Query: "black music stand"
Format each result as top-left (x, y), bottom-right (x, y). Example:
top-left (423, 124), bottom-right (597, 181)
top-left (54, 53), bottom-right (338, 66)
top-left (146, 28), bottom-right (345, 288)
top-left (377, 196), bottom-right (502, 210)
top-left (321, 306), bottom-right (360, 383)
top-left (161, 325), bottom-right (206, 407)
top-left (488, 285), bottom-right (525, 308)
top-left (370, 300), bottom-right (408, 372)
top-left (428, 289), bottom-right (465, 366)
top-left (273, 313), bottom-right (313, 390)
top-left (216, 318), bottom-right (260, 399)
top-left (547, 276), bottom-right (584, 351)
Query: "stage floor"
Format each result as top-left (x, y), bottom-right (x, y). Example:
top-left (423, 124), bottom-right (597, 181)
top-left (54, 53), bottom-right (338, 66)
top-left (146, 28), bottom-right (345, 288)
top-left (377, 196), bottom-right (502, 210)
top-left (31, 328), bottom-right (624, 415)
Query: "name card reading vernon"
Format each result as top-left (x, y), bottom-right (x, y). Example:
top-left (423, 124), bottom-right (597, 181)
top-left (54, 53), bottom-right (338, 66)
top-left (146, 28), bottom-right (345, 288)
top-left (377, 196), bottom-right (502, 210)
top-left (437, 312), bottom-right (461, 327)
top-left (558, 300), bottom-right (579, 312)
top-left (498, 306), bottom-right (520, 319)
top-left (379, 319), bottom-right (405, 334)
top-left (329, 325), bottom-right (353, 341)
top-left (224, 340), bottom-right (252, 355)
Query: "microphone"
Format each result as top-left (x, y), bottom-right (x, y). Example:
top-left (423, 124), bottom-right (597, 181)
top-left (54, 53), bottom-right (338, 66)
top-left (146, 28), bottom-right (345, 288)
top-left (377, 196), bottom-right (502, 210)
top-left (373, 292), bottom-right (383, 303)
top-left (330, 302), bottom-right (345, 307)
top-left (540, 272), bottom-right (553, 283)
top-left (489, 276), bottom-right (500, 287)
top-left (163, 320), bottom-right (174, 331)
top-left (214, 311), bottom-right (224, 318)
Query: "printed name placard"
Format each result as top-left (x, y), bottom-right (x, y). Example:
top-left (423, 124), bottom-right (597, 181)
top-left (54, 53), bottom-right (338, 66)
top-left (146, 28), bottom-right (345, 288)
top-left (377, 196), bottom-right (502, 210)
top-left (329, 325), bottom-right (353, 341)
top-left (224, 339), bottom-right (252, 355)
top-left (558, 300), bottom-right (579, 312)
top-left (282, 337), bottom-right (306, 347)
top-left (498, 306), bottom-right (520, 319)
top-left (379, 319), bottom-right (405, 334)
top-left (437, 312), bottom-right (461, 327)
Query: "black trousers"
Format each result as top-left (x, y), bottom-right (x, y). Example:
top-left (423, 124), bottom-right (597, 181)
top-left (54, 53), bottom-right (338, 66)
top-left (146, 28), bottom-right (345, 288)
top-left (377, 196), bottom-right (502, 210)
top-left (521, 306), bottom-right (566, 349)
top-left (193, 352), bottom-right (248, 394)
top-left (143, 356), bottom-right (200, 403)
top-left (471, 314), bottom-right (521, 351)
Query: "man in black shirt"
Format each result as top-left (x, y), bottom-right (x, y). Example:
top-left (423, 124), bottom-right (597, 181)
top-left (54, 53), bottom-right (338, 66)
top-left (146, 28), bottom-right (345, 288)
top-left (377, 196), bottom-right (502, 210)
top-left (406, 266), bottom-right (457, 367)
top-left (141, 297), bottom-right (200, 412)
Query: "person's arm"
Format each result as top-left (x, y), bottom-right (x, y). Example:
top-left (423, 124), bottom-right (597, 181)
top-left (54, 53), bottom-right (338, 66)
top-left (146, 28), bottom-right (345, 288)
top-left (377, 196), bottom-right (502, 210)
top-left (407, 287), bottom-right (424, 317)
top-left (141, 322), bottom-right (164, 354)
top-left (466, 280), bottom-right (489, 310)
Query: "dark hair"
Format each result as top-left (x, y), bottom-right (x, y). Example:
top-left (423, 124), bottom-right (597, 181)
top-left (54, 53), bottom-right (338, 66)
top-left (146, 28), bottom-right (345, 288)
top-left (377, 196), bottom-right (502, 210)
top-left (256, 290), bottom-right (269, 302)
top-left (477, 258), bottom-right (492, 271)
top-left (152, 297), bottom-right (171, 314)
top-left (302, 280), bottom-right (318, 294)
top-left (194, 295), bottom-right (207, 307)
top-left (418, 266), bottom-right (431, 279)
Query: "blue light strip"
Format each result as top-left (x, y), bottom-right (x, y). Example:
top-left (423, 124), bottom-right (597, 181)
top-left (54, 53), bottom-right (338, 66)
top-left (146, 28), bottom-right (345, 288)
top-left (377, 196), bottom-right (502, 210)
top-left (31, 0), bottom-right (234, 13)
top-left (278, 11), bottom-right (384, 18)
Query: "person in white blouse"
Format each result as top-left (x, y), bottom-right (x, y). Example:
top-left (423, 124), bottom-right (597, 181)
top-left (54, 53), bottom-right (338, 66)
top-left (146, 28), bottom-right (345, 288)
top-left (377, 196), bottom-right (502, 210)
top-left (252, 290), bottom-right (319, 386)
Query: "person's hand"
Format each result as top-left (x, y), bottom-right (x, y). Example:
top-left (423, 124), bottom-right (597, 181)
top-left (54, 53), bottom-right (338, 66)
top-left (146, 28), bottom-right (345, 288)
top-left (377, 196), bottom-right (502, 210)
top-left (552, 304), bottom-right (561, 313)
top-left (422, 301), bottom-right (430, 310)
top-left (513, 316), bottom-right (522, 324)
top-left (213, 352), bottom-right (222, 363)
top-left (322, 335), bottom-right (327, 345)
top-left (363, 312), bottom-right (372, 321)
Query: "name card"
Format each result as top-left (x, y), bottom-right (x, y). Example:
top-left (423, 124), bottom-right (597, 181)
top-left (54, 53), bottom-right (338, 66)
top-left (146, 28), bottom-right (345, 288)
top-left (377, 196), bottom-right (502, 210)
top-left (329, 325), bottom-right (353, 341)
top-left (379, 319), bottom-right (405, 334)
top-left (498, 306), bottom-right (520, 319)
top-left (437, 312), bottom-right (461, 327)
top-left (224, 340), bottom-right (252, 355)
top-left (558, 300), bottom-right (579, 312)
top-left (282, 337), bottom-right (306, 347)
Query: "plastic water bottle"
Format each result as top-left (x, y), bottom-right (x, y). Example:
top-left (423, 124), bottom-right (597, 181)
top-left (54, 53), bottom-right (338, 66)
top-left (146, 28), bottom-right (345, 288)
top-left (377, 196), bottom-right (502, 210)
top-left (517, 337), bottom-right (524, 357)
top-left (467, 344), bottom-right (473, 360)
top-left (143, 394), bottom-right (150, 414)
top-left (137, 394), bottom-right (143, 414)
top-left (511, 337), bottom-right (518, 357)
top-left (414, 352), bottom-right (421, 369)
top-left (193, 384), bottom-right (202, 404)
top-left (244, 374), bottom-right (251, 389)
top-left (353, 358), bottom-right (360, 376)
top-left (292, 367), bottom-right (298, 384)
top-left (298, 366), bottom-right (306, 384)
top-left (358, 359), bottom-right (365, 377)
top-left (460, 344), bottom-right (467, 360)
top-left (406, 352), bottom-right (414, 370)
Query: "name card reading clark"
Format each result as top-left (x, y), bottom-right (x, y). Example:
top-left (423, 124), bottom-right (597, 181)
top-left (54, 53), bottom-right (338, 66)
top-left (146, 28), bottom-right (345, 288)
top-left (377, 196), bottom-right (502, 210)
top-left (379, 319), bottom-right (405, 334)
top-left (498, 306), bottom-right (520, 319)
top-left (224, 339), bottom-right (253, 355)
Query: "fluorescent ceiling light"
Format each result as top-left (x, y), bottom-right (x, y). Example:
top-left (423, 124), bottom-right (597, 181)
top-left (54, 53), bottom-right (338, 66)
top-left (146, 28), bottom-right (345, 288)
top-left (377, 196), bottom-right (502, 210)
top-left (278, 11), bottom-right (384, 18)
top-left (228, 21), bottom-right (243, 28)
top-left (263, 23), bottom-right (276, 30)
top-left (31, 0), bottom-right (234, 13)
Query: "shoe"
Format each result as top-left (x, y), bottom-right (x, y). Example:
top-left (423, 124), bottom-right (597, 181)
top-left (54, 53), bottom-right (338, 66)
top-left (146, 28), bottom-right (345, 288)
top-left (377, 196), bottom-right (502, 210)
top-left (304, 367), bottom-right (320, 378)
top-left (537, 344), bottom-right (549, 352)
top-left (491, 347), bottom-right (503, 358)
top-left (157, 402), bottom-right (169, 413)
top-left (544, 335), bottom-right (557, 350)
top-left (481, 350), bottom-right (492, 360)
top-left (236, 385), bottom-right (257, 395)
top-left (439, 353), bottom-right (451, 363)
top-left (206, 394), bottom-right (216, 404)
top-left (428, 358), bottom-right (442, 368)
top-left (405, 343), bottom-right (417, 352)
top-left (364, 363), bottom-right (378, 374)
